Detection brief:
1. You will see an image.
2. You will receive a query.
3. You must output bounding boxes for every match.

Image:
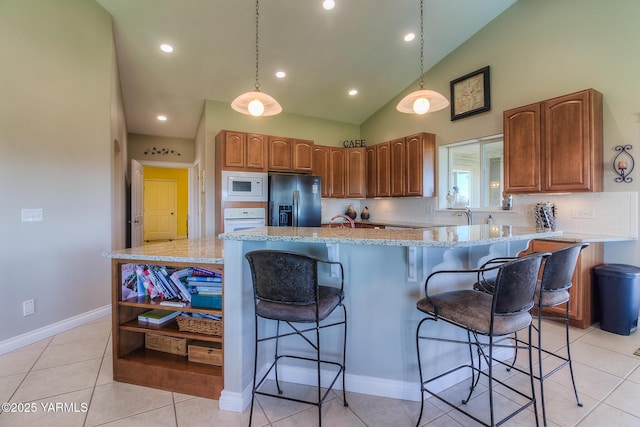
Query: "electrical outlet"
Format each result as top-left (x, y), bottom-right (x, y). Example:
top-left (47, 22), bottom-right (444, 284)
top-left (571, 207), bottom-right (595, 219)
top-left (23, 299), bottom-right (35, 316)
top-left (21, 208), bottom-right (43, 222)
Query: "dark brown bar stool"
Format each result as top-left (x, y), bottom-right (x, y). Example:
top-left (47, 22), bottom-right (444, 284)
top-left (245, 250), bottom-right (348, 427)
top-left (475, 243), bottom-right (589, 426)
top-left (416, 251), bottom-right (549, 427)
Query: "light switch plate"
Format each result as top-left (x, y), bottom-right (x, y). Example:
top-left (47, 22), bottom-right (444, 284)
top-left (21, 208), bottom-right (43, 222)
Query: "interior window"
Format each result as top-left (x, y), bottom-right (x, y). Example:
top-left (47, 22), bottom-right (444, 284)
top-left (438, 135), bottom-right (503, 208)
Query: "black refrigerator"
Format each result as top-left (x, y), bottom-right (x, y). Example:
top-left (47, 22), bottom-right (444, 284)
top-left (268, 174), bottom-right (322, 227)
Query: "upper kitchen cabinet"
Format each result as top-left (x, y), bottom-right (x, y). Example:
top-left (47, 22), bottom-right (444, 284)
top-left (329, 147), bottom-right (345, 198)
top-left (375, 141), bottom-right (391, 197)
top-left (216, 130), bottom-right (267, 171)
top-left (504, 89), bottom-right (603, 193)
top-left (390, 137), bottom-right (406, 197)
top-left (345, 147), bottom-right (366, 198)
top-left (381, 133), bottom-right (435, 197)
top-left (405, 133), bottom-right (436, 197)
top-left (312, 145), bottom-right (330, 197)
top-left (365, 146), bottom-right (377, 198)
top-left (268, 136), bottom-right (314, 173)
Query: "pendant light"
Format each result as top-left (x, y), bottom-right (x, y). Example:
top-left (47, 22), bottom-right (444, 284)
top-left (396, 0), bottom-right (449, 115)
top-left (231, 0), bottom-right (282, 116)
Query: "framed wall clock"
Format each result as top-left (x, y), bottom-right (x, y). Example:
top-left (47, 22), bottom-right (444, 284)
top-left (450, 66), bottom-right (491, 121)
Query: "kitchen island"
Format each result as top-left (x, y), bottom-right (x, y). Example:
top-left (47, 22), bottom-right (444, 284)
top-left (217, 224), bottom-right (561, 412)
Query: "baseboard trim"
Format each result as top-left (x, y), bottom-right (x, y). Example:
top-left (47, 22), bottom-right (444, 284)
top-left (0, 305), bottom-right (111, 355)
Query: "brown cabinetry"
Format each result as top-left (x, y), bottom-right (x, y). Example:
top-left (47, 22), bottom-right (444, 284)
top-left (365, 146), bottom-right (377, 198)
top-left (390, 138), bottom-right (405, 197)
top-left (504, 89), bottom-right (603, 194)
top-left (371, 133), bottom-right (435, 198)
top-left (376, 141), bottom-right (391, 197)
top-left (268, 136), bottom-right (314, 173)
top-left (312, 145), bottom-right (331, 198)
top-left (313, 146), bottom-right (365, 198)
top-left (216, 130), bottom-right (267, 171)
top-left (345, 148), bottom-right (366, 198)
top-left (329, 147), bottom-right (345, 198)
top-left (520, 239), bottom-right (603, 329)
top-left (405, 133), bottom-right (436, 197)
top-left (111, 259), bottom-right (224, 398)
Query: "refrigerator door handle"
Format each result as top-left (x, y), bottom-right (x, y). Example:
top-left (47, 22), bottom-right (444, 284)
top-left (293, 190), bottom-right (300, 227)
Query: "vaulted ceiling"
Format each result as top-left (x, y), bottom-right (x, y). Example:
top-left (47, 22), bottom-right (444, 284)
top-left (96, 0), bottom-right (517, 139)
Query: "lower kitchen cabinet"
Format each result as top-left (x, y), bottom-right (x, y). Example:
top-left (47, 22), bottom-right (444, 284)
top-left (521, 239), bottom-right (603, 329)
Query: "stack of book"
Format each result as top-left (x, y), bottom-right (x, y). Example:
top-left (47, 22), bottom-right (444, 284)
top-left (187, 267), bottom-right (223, 309)
top-left (121, 265), bottom-right (223, 305)
top-left (137, 309), bottom-right (180, 325)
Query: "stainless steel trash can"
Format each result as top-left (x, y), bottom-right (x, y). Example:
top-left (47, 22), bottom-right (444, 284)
top-left (594, 264), bottom-right (640, 335)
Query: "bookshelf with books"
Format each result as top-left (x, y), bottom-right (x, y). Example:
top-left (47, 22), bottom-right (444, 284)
top-left (108, 245), bottom-right (225, 399)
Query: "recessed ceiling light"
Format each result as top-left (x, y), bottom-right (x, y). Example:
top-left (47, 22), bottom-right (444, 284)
top-left (404, 33), bottom-right (415, 42)
top-left (157, 115), bottom-right (168, 121)
top-left (348, 89), bottom-right (358, 96)
top-left (322, 0), bottom-right (335, 10)
top-left (160, 44), bottom-right (174, 53)
top-left (275, 71), bottom-right (286, 78)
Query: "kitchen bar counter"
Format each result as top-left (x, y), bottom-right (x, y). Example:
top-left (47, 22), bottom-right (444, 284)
top-left (102, 237), bottom-right (224, 264)
top-left (216, 224), bottom-right (565, 412)
top-left (219, 224), bottom-right (561, 247)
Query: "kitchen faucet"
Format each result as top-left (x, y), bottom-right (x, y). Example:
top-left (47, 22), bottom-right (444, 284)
top-left (453, 207), bottom-right (472, 225)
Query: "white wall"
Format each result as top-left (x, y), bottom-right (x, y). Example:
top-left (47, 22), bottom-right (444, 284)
top-left (0, 0), bottom-right (116, 343)
top-left (360, 0), bottom-right (640, 266)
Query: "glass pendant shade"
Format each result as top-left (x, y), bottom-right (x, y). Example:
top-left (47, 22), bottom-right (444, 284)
top-left (231, 90), bottom-right (282, 116)
top-left (397, 89), bottom-right (449, 114)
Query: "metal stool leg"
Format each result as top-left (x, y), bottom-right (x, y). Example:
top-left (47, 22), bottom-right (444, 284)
top-left (341, 304), bottom-right (349, 407)
top-left (564, 303), bottom-right (583, 408)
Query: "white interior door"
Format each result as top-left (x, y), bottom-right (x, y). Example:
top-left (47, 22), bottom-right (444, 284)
top-left (131, 159), bottom-right (144, 247)
top-left (143, 179), bottom-right (177, 241)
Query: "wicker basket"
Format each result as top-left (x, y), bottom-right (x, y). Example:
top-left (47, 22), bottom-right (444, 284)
top-left (176, 316), bottom-right (222, 336)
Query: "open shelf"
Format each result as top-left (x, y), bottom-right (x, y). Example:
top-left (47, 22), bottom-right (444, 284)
top-left (119, 319), bottom-right (222, 343)
top-left (112, 259), bottom-right (224, 399)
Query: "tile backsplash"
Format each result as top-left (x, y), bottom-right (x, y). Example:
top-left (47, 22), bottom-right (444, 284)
top-left (322, 191), bottom-right (638, 238)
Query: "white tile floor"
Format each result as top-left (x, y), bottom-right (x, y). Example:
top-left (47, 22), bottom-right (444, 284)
top-left (0, 316), bottom-right (638, 426)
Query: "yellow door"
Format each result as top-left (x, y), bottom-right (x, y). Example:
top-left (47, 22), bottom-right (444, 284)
top-left (143, 179), bottom-right (177, 241)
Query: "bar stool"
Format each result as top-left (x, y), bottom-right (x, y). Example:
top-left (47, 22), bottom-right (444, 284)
top-left (245, 250), bottom-right (348, 427)
top-left (475, 243), bottom-right (588, 426)
top-left (416, 251), bottom-right (549, 427)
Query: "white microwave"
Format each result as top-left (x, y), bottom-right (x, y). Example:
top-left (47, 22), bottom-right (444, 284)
top-left (221, 171), bottom-right (268, 202)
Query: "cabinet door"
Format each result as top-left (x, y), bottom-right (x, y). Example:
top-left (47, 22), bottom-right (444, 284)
top-left (329, 147), bottom-right (345, 198)
top-left (504, 103), bottom-right (542, 193)
top-left (345, 148), bottom-right (366, 198)
top-left (390, 138), bottom-right (405, 196)
top-left (292, 139), bottom-right (314, 172)
top-left (543, 89), bottom-right (602, 192)
top-left (245, 133), bottom-right (267, 171)
top-left (376, 142), bottom-right (391, 197)
top-left (221, 131), bottom-right (246, 170)
top-left (312, 145), bottom-right (331, 198)
top-left (405, 133), bottom-right (436, 197)
top-left (365, 146), bottom-right (377, 198)
top-left (268, 136), bottom-right (292, 171)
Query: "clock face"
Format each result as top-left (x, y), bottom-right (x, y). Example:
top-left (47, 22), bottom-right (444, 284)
top-left (454, 74), bottom-right (485, 115)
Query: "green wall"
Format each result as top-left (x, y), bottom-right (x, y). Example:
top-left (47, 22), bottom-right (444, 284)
top-left (362, 0), bottom-right (640, 170)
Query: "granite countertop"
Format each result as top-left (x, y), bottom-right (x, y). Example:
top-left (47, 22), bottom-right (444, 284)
top-left (218, 224), bottom-right (562, 248)
top-left (102, 237), bottom-right (224, 264)
top-left (536, 232), bottom-right (636, 243)
top-left (322, 219), bottom-right (451, 229)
